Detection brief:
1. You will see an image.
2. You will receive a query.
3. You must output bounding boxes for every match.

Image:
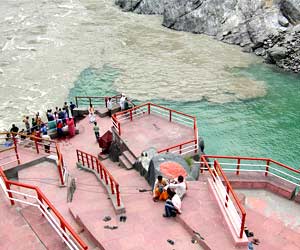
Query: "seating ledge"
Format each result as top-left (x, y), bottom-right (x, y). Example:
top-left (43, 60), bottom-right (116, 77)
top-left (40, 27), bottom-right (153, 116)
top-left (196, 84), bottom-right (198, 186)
top-left (225, 172), bottom-right (296, 200)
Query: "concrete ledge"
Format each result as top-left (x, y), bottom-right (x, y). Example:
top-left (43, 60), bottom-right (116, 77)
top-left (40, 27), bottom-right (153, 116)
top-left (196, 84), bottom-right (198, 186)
top-left (225, 172), bottom-right (297, 200)
top-left (68, 208), bottom-right (105, 250)
top-left (175, 215), bottom-right (212, 250)
top-left (295, 192), bottom-right (300, 204)
top-left (208, 179), bottom-right (249, 247)
top-left (76, 162), bottom-right (125, 214)
top-left (4, 156), bottom-right (48, 179)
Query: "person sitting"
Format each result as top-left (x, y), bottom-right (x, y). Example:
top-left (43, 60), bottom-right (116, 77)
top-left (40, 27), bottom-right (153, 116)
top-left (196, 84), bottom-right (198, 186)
top-left (163, 188), bottom-right (182, 218)
top-left (164, 175), bottom-right (187, 200)
top-left (153, 175), bottom-right (168, 201)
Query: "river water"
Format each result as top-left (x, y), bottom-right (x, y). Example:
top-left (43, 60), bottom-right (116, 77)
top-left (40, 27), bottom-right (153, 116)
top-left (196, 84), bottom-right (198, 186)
top-left (0, 0), bottom-right (299, 167)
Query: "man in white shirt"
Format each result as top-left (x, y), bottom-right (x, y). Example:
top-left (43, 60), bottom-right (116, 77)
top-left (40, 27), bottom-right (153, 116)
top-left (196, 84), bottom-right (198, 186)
top-left (119, 94), bottom-right (126, 111)
top-left (163, 188), bottom-right (182, 217)
top-left (42, 132), bottom-right (51, 153)
top-left (164, 175), bottom-right (186, 199)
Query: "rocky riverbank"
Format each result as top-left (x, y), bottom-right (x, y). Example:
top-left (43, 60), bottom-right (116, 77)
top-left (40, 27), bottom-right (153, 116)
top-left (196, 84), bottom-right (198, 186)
top-left (115, 0), bottom-right (300, 73)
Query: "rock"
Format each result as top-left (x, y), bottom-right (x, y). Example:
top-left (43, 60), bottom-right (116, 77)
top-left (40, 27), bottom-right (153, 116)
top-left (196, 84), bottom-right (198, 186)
top-left (109, 141), bottom-right (121, 162)
top-left (266, 45), bottom-right (288, 63)
top-left (279, 0), bottom-right (300, 25)
top-left (115, 0), bottom-right (300, 72)
top-left (278, 14), bottom-right (290, 27)
top-left (254, 47), bottom-right (266, 56)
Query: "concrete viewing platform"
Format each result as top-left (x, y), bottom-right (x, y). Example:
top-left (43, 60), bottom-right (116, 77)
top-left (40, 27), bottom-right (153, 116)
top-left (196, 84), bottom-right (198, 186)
top-left (116, 113), bottom-right (196, 158)
top-left (1, 106), bottom-right (300, 250)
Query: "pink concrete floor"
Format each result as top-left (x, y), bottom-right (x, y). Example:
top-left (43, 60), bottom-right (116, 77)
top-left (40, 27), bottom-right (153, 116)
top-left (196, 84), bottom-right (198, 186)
top-left (0, 190), bottom-right (46, 250)
top-left (119, 113), bottom-right (195, 157)
top-left (1, 115), bottom-right (300, 250)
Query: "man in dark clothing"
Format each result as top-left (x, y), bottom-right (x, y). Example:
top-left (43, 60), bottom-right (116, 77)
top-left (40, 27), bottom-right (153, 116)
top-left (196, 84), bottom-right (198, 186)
top-left (10, 124), bottom-right (19, 133)
top-left (58, 108), bottom-right (65, 120)
top-left (63, 102), bottom-right (69, 118)
top-left (70, 102), bottom-right (76, 117)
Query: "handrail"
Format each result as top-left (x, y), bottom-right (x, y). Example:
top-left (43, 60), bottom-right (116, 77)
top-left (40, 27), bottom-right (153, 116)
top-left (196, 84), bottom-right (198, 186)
top-left (202, 155), bottom-right (300, 175)
top-left (0, 167), bottom-right (88, 250)
top-left (0, 132), bottom-right (65, 186)
top-left (112, 102), bottom-right (198, 155)
top-left (201, 156), bottom-right (246, 239)
top-left (157, 139), bottom-right (197, 155)
top-left (76, 149), bottom-right (120, 206)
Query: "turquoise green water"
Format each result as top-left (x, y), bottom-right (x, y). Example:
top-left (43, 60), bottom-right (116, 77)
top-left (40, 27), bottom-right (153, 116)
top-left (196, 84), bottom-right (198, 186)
top-left (68, 64), bottom-right (300, 169)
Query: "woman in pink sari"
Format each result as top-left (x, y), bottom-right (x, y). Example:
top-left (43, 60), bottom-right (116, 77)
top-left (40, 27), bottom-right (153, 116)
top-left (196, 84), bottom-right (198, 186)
top-left (67, 118), bottom-right (75, 137)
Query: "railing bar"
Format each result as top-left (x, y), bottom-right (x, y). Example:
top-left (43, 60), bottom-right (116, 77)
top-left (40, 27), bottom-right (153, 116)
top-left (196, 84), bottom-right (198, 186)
top-left (37, 201), bottom-right (80, 250)
top-left (7, 189), bottom-right (38, 199)
top-left (268, 166), bottom-right (300, 180)
top-left (8, 197), bottom-right (40, 207)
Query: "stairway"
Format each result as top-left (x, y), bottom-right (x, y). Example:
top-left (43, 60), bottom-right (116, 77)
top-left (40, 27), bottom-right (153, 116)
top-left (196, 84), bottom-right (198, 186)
top-left (119, 150), bottom-right (136, 170)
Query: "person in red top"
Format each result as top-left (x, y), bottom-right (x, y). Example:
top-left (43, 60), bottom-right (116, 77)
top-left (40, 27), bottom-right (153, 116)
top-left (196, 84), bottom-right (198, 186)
top-left (57, 120), bottom-right (63, 137)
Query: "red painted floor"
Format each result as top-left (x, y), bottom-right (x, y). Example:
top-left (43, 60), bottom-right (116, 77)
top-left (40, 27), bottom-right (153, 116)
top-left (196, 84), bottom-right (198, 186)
top-left (1, 115), bottom-right (300, 250)
top-left (119, 113), bottom-right (195, 157)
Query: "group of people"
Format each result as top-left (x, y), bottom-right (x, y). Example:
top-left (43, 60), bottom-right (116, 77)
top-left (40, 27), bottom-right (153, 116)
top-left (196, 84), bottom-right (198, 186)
top-left (105, 94), bottom-right (132, 118)
top-left (46, 102), bottom-right (76, 122)
top-left (152, 175), bottom-right (187, 218)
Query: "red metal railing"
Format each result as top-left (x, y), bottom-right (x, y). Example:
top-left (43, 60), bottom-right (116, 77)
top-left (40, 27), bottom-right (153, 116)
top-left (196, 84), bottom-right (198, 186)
top-left (200, 155), bottom-right (300, 186)
top-left (201, 155), bottom-right (246, 239)
top-left (112, 102), bottom-right (198, 155)
top-left (0, 167), bottom-right (88, 250)
top-left (0, 132), bottom-right (65, 186)
top-left (157, 139), bottom-right (198, 155)
top-left (76, 149), bottom-right (121, 206)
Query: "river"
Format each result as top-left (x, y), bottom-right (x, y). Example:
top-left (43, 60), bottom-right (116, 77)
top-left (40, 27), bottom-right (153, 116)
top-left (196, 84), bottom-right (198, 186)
top-left (0, 0), bottom-right (299, 167)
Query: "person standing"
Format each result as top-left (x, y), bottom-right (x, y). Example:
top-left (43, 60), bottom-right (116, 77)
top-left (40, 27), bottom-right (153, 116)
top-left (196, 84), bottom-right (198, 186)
top-left (42, 132), bottom-right (51, 153)
top-left (106, 97), bottom-right (113, 117)
top-left (93, 122), bottom-right (100, 141)
top-left (57, 120), bottom-right (63, 138)
top-left (70, 101), bottom-right (76, 117)
top-left (23, 116), bottom-right (30, 134)
top-left (119, 94), bottom-right (126, 111)
top-left (89, 104), bottom-right (95, 123)
top-left (124, 97), bottom-right (129, 110)
top-left (63, 102), bottom-right (69, 118)
top-left (10, 124), bottom-right (19, 133)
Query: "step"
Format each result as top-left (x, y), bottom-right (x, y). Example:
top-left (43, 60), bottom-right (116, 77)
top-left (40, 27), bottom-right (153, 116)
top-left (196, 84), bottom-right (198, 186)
top-left (122, 150), bottom-right (136, 165)
top-left (119, 155), bottom-right (133, 170)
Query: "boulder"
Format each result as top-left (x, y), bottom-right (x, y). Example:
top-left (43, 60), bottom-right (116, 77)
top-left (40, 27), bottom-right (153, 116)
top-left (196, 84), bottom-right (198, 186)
top-left (115, 0), bottom-right (300, 72)
top-left (280, 0), bottom-right (300, 25)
